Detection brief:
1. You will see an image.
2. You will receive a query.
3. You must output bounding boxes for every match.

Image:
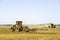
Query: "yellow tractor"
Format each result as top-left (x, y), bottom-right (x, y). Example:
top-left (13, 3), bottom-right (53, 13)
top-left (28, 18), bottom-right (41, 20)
top-left (10, 21), bottom-right (30, 32)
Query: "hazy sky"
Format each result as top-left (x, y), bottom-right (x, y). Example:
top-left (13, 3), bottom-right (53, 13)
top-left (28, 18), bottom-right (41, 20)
top-left (0, 0), bottom-right (60, 24)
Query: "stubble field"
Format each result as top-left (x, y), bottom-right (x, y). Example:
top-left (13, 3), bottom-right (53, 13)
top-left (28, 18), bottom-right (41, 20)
top-left (0, 26), bottom-right (60, 40)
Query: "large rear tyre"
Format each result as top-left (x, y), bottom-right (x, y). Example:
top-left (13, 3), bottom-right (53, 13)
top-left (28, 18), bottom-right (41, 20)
top-left (18, 26), bottom-right (23, 32)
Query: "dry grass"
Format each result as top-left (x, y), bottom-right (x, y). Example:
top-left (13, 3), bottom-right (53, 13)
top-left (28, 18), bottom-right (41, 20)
top-left (0, 26), bottom-right (60, 40)
top-left (0, 34), bottom-right (60, 40)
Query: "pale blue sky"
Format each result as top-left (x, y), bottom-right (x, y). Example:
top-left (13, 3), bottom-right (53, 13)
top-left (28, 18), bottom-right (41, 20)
top-left (0, 0), bottom-right (60, 24)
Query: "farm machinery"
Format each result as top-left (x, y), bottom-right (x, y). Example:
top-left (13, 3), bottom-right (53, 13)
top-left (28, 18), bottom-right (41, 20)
top-left (10, 21), bottom-right (30, 32)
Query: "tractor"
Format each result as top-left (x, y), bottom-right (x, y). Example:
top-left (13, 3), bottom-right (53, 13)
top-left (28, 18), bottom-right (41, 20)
top-left (10, 21), bottom-right (30, 32)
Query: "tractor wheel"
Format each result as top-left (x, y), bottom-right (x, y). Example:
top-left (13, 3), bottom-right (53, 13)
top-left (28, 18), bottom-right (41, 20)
top-left (10, 27), bottom-right (16, 32)
top-left (18, 26), bottom-right (23, 32)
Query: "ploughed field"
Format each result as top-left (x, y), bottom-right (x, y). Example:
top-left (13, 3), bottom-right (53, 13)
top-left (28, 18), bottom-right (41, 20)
top-left (0, 26), bottom-right (60, 40)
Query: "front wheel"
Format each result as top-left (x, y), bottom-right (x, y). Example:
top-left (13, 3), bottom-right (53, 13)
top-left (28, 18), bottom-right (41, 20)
top-left (10, 27), bottom-right (16, 32)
